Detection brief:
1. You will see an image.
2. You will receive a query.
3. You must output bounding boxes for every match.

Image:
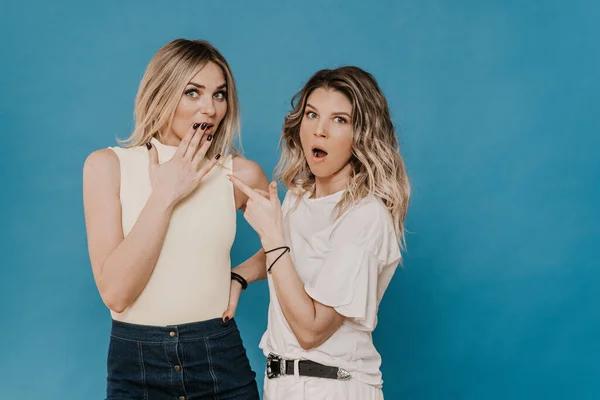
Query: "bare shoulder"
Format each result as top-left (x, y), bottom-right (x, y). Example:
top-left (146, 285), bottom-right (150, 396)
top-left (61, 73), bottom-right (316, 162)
top-left (83, 148), bottom-right (125, 281)
top-left (232, 156), bottom-right (269, 190)
top-left (84, 148), bottom-right (119, 173)
top-left (83, 148), bottom-right (120, 192)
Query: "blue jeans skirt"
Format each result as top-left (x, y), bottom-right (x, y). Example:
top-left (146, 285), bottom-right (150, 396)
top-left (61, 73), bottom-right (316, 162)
top-left (106, 318), bottom-right (259, 400)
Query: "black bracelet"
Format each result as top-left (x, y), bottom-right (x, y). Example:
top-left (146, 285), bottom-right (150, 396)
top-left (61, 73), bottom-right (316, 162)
top-left (265, 246), bottom-right (290, 273)
top-left (231, 272), bottom-right (248, 290)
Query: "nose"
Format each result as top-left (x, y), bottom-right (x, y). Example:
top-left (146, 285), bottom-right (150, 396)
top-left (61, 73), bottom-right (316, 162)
top-left (314, 120), bottom-right (328, 138)
top-left (198, 95), bottom-right (216, 117)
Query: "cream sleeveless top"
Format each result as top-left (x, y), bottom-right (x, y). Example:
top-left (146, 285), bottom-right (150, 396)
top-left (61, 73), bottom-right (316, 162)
top-left (108, 137), bottom-right (236, 326)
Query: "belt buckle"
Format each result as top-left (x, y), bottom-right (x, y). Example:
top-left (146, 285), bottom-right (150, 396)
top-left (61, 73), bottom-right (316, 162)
top-left (337, 367), bottom-right (351, 380)
top-left (267, 353), bottom-right (284, 379)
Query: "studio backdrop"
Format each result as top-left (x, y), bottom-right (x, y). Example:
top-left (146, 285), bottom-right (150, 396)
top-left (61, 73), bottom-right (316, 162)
top-left (1, 0), bottom-right (598, 398)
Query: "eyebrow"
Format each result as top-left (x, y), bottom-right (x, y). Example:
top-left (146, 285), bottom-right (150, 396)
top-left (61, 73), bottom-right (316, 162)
top-left (306, 103), bottom-right (351, 118)
top-left (187, 82), bottom-right (227, 90)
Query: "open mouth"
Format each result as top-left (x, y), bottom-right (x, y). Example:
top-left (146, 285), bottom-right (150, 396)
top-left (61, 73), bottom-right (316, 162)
top-left (312, 146), bottom-right (328, 158)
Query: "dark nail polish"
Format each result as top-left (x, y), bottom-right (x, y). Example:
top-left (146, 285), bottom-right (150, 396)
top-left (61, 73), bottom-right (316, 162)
top-left (201, 123), bottom-right (208, 130)
top-left (207, 134), bottom-right (213, 141)
top-left (193, 123), bottom-right (200, 130)
top-left (145, 142), bottom-right (152, 150)
top-left (215, 153), bottom-right (221, 160)
top-left (224, 316), bottom-right (229, 323)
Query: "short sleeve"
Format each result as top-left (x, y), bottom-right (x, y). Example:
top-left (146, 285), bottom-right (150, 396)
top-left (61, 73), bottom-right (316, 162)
top-left (304, 243), bottom-right (380, 330)
top-left (303, 197), bottom-right (400, 331)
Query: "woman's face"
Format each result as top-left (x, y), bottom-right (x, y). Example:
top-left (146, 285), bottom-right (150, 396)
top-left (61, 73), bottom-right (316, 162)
top-left (164, 61), bottom-right (228, 145)
top-left (299, 87), bottom-right (354, 181)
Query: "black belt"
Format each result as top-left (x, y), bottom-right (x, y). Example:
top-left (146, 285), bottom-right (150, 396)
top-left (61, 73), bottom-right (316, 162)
top-left (266, 353), bottom-right (351, 380)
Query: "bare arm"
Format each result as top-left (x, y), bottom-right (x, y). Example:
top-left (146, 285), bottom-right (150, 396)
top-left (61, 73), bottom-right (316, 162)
top-left (83, 148), bottom-right (174, 312)
top-left (221, 157), bottom-right (269, 321)
top-left (232, 249), bottom-right (267, 284)
top-left (263, 238), bottom-right (345, 350)
top-left (84, 124), bottom-right (217, 312)
top-left (231, 155), bottom-right (270, 285)
top-left (228, 176), bottom-right (345, 349)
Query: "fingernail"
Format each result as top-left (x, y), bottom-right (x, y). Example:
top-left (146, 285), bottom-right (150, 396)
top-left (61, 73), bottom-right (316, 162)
top-left (207, 134), bottom-right (213, 141)
top-left (224, 316), bottom-right (229, 323)
top-left (215, 153), bottom-right (221, 160)
top-left (271, 181), bottom-right (277, 187)
top-left (145, 142), bottom-right (152, 150)
top-left (201, 123), bottom-right (207, 130)
top-left (193, 123), bottom-right (200, 130)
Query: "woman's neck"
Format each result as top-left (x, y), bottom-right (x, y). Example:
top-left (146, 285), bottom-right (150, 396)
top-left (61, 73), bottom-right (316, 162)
top-left (313, 163), bottom-right (352, 198)
top-left (157, 131), bottom-right (181, 147)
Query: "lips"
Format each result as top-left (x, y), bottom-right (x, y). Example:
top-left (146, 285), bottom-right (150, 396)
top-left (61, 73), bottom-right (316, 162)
top-left (311, 145), bottom-right (328, 158)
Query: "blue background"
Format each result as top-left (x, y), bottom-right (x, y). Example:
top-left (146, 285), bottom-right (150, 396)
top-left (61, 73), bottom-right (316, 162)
top-left (1, 0), bottom-right (599, 398)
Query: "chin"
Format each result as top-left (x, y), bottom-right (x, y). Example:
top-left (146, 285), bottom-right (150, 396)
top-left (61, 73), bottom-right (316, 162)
top-left (307, 164), bottom-right (331, 178)
top-left (308, 159), bottom-right (353, 180)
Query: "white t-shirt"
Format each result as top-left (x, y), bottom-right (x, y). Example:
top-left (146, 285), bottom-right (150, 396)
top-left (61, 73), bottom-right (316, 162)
top-left (259, 189), bottom-right (401, 387)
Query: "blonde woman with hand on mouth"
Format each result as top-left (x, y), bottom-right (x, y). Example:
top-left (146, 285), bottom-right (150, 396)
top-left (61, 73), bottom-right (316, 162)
top-left (83, 39), bottom-right (268, 400)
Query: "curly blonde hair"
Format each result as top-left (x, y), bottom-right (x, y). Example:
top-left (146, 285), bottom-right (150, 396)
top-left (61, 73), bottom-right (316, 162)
top-left (276, 66), bottom-right (410, 247)
top-left (119, 39), bottom-right (241, 159)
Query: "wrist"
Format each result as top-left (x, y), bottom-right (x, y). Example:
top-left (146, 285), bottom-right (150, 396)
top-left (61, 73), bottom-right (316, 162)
top-left (230, 279), bottom-right (244, 291)
top-left (264, 244), bottom-right (291, 273)
top-left (261, 233), bottom-right (286, 250)
top-left (231, 271), bottom-right (248, 290)
top-left (149, 191), bottom-right (177, 213)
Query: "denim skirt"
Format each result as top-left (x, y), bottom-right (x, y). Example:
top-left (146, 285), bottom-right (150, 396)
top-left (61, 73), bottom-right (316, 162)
top-left (106, 318), bottom-right (259, 400)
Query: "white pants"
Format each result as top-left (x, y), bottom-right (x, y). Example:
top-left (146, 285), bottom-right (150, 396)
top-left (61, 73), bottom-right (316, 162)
top-left (263, 374), bottom-right (384, 400)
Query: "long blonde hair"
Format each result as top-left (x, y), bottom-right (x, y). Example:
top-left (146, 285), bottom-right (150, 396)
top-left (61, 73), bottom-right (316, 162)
top-left (119, 39), bottom-right (241, 159)
top-left (276, 66), bottom-right (410, 247)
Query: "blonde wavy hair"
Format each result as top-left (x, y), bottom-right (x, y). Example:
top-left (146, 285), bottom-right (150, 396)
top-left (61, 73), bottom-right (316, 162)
top-left (276, 66), bottom-right (410, 247)
top-left (119, 39), bottom-right (241, 159)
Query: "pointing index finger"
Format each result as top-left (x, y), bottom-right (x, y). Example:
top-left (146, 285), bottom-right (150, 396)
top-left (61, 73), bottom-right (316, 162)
top-left (227, 174), bottom-right (259, 200)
